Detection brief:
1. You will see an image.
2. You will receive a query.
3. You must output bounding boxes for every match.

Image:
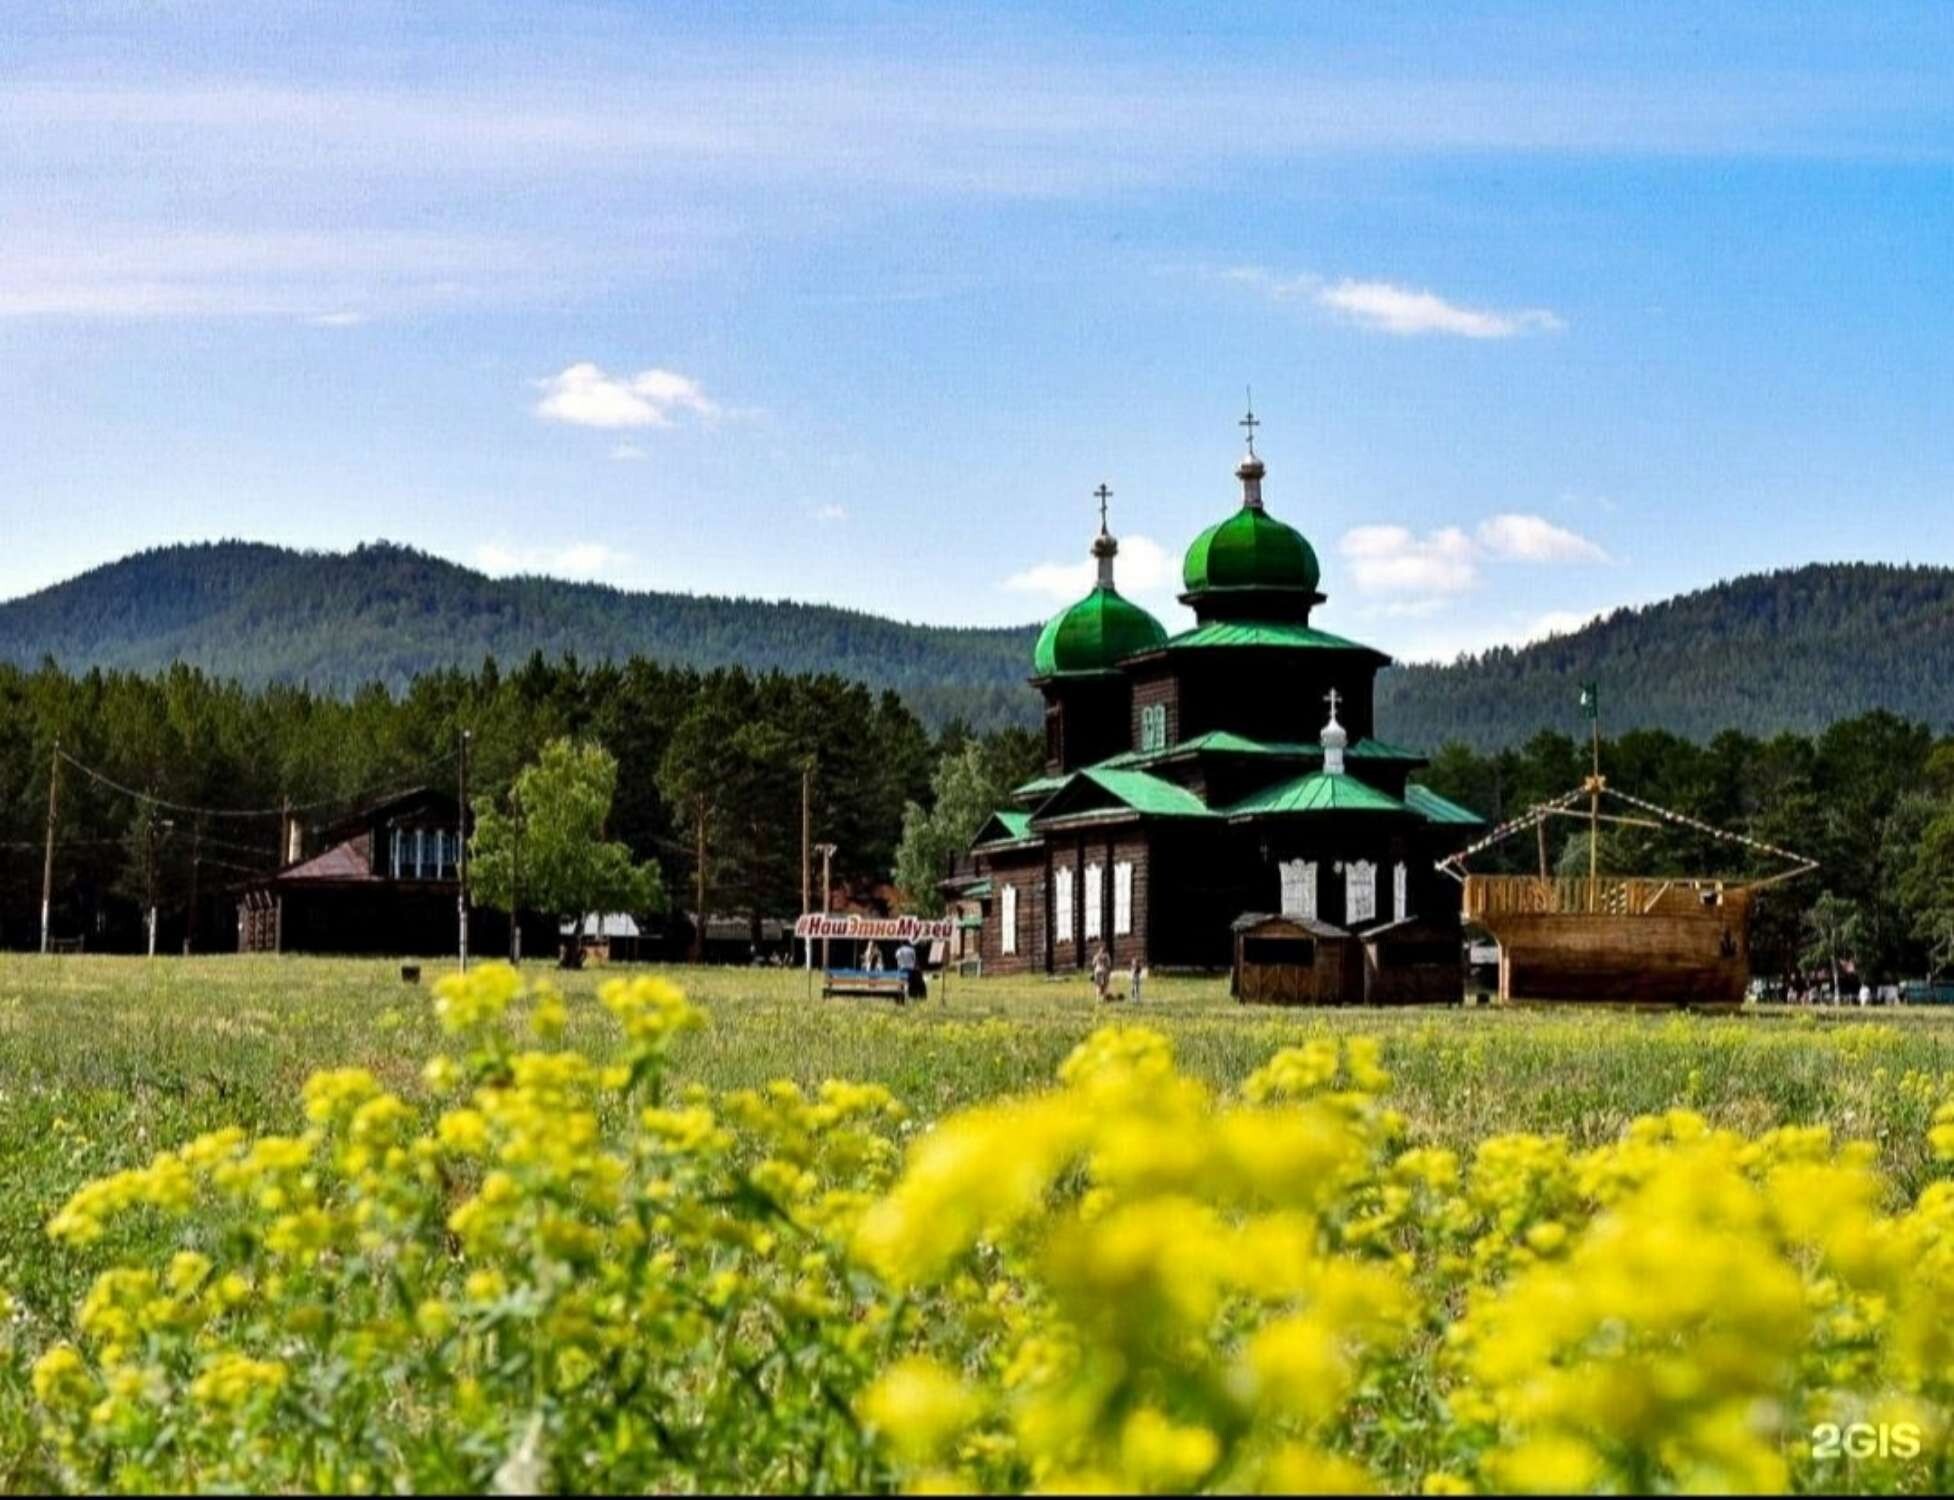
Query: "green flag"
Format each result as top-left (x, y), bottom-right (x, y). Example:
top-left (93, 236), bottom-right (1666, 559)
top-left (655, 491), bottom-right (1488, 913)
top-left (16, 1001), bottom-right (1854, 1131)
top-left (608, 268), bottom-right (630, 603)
top-left (1579, 682), bottom-right (1599, 720)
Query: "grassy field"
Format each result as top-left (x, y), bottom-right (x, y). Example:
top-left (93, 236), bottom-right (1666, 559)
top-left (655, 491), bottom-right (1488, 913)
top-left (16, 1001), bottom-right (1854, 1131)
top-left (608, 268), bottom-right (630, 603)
top-left (5, 952), bottom-right (1954, 1332)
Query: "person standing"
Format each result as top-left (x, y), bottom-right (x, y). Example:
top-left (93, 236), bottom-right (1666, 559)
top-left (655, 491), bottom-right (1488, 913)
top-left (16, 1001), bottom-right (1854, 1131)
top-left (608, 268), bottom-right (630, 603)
top-left (1128, 955), bottom-right (1144, 1004)
top-left (1092, 944), bottom-right (1113, 1003)
top-left (896, 938), bottom-right (922, 1000)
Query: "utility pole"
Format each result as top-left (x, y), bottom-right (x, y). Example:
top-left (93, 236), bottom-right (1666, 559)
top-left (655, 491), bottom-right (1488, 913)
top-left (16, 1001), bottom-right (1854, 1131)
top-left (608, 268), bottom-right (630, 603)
top-left (692, 799), bottom-right (709, 964)
top-left (185, 818), bottom-right (203, 955)
top-left (801, 761), bottom-right (812, 970)
top-left (457, 729), bottom-right (472, 971)
top-left (816, 842), bottom-right (837, 971)
top-left (508, 786), bottom-right (524, 965)
top-left (39, 737), bottom-right (60, 955)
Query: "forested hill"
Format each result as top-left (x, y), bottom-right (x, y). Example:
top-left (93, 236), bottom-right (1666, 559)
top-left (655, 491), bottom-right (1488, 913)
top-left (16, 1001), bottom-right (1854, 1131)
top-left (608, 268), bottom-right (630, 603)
top-left (1376, 563), bottom-right (1954, 750)
top-left (6, 546), bottom-right (1954, 745)
top-left (0, 542), bottom-right (1042, 730)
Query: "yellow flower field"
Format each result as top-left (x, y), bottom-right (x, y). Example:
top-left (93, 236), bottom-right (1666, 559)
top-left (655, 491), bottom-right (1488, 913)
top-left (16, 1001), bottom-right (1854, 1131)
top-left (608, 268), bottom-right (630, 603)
top-left (4, 956), bottom-right (1954, 1492)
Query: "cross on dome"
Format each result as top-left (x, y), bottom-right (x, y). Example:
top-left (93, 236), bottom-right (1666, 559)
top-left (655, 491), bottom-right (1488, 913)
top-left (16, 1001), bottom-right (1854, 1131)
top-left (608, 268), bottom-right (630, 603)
top-left (1321, 688), bottom-right (1349, 774)
top-left (1239, 392), bottom-right (1260, 457)
top-left (1094, 482), bottom-right (1113, 534)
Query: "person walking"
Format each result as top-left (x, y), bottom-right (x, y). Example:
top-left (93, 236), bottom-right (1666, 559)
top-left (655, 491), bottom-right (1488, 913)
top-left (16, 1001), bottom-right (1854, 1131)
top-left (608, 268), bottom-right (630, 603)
top-left (896, 938), bottom-right (923, 1000)
top-left (1092, 944), bottom-right (1113, 1003)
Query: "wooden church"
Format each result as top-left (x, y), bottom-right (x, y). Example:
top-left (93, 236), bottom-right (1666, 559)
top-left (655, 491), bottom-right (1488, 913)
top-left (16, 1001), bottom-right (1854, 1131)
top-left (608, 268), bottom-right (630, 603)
top-left (960, 412), bottom-right (1486, 976)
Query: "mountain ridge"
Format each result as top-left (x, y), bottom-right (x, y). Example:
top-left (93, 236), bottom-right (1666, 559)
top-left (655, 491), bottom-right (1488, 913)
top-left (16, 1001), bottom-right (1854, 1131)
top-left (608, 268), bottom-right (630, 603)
top-left (4, 543), bottom-right (1952, 745)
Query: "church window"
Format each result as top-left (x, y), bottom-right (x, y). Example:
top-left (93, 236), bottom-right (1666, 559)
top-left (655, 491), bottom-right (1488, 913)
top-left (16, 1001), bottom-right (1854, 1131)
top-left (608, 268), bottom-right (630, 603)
top-left (1346, 860), bottom-right (1377, 925)
top-left (1084, 862), bottom-right (1104, 940)
top-left (1140, 703), bottom-right (1167, 753)
top-left (1054, 866), bottom-right (1074, 945)
top-left (1279, 859), bottom-right (1318, 920)
top-left (1394, 862), bottom-right (1410, 921)
top-left (1001, 885), bottom-right (1018, 955)
top-left (1045, 709), bottom-right (1062, 765)
top-left (1113, 862), bottom-right (1134, 936)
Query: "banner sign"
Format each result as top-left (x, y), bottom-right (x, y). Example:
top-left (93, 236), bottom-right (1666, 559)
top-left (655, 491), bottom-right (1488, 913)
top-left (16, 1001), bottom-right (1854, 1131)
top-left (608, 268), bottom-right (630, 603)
top-left (794, 913), bottom-right (955, 942)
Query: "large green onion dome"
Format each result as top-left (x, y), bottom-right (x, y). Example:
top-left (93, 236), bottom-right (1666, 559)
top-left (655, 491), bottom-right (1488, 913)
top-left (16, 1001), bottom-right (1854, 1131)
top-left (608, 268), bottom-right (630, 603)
top-left (1032, 531), bottom-right (1167, 677)
top-left (1181, 452), bottom-right (1321, 596)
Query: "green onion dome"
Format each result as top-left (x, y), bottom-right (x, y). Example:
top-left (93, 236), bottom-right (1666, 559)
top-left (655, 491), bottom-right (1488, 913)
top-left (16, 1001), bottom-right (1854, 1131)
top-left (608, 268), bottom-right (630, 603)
top-left (1181, 455), bottom-right (1321, 596)
top-left (1032, 581), bottom-right (1168, 677)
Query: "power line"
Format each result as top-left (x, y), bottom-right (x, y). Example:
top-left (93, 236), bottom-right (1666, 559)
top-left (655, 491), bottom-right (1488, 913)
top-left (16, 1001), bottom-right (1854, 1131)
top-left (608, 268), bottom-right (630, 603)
top-left (52, 747), bottom-right (458, 822)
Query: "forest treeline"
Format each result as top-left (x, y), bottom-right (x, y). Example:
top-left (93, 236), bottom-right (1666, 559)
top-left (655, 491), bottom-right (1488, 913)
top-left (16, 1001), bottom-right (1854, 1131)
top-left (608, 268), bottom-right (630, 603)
top-left (6, 647), bottom-right (1954, 988)
top-left (11, 546), bottom-right (1954, 749)
top-left (0, 653), bottom-right (1038, 953)
top-left (1377, 562), bottom-right (1954, 749)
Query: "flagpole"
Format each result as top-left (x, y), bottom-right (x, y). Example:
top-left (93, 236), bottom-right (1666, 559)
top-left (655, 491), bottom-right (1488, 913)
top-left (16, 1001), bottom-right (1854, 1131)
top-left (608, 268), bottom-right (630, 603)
top-left (1588, 687), bottom-right (1601, 911)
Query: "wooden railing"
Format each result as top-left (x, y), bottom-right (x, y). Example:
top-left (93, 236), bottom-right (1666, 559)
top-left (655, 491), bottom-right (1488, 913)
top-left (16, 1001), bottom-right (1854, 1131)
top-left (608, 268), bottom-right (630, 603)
top-left (1464, 875), bottom-right (1738, 919)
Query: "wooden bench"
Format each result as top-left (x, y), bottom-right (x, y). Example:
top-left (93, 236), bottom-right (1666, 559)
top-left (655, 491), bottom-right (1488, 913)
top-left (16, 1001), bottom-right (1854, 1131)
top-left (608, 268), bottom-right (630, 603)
top-left (821, 969), bottom-right (912, 1003)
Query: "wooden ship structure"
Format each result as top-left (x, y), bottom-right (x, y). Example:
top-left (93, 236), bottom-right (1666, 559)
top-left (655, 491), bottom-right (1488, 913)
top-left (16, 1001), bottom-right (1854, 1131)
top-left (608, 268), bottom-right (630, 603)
top-left (1441, 747), bottom-right (1816, 1007)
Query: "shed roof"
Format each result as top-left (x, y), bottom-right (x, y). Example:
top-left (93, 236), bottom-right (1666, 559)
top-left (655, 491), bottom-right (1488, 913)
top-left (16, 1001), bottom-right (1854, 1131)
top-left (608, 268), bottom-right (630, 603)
top-left (1034, 767), bottom-right (1217, 824)
top-left (1231, 911), bottom-right (1352, 939)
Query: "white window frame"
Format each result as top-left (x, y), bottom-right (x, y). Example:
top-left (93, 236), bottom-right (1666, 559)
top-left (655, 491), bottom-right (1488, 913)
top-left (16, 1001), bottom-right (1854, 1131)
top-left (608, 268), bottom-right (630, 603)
top-left (1083, 862), bottom-right (1104, 941)
top-left (1279, 859), bottom-right (1318, 921)
top-left (1113, 861), bottom-right (1134, 936)
top-left (1346, 860), bottom-right (1378, 926)
top-left (1001, 884), bottom-right (1018, 956)
top-left (1394, 861), bottom-right (1410, 921)
top-left (1054, 865), bottom-right (1074, 945)
top-left (1140, 703), bottom-right (1167, 753)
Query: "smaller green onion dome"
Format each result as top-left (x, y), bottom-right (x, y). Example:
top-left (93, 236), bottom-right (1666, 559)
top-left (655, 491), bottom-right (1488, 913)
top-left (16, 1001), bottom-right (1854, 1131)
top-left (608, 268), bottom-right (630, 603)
top-left (1033, 585), bottom-right (1167, 677)
top-left (1182, 505), bottom-right (1321, 595)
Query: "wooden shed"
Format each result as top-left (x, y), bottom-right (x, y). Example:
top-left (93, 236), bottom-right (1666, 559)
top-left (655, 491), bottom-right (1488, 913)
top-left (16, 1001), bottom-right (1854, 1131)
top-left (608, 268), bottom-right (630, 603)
top-left (1361, 915), bottom-right (1464, 1005)
top-left (1231, 913), bottom-right (1363, 1006)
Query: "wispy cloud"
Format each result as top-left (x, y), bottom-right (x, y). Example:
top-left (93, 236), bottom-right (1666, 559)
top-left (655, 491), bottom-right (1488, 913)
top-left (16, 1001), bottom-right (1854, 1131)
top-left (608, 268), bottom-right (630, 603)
top-left (1341, 525), bottom-right (1481, 594)
top-left (812, 504), bottom-right (848, 523)
top-left (1003, 535), bottom-right (1176, 605)
top-left (1315, 279), bottom-right (1564, 339)
top-left (1476, 513), bottom-right (1608, 562)
top-left (1217, 267), bottom-right (1563, 339)
top-left (1340, 513), bottom-right (1608, 598)
top-left (533, 364), bottom-right (720, 430)
top-left (474, 541), bottom-right (633, 580)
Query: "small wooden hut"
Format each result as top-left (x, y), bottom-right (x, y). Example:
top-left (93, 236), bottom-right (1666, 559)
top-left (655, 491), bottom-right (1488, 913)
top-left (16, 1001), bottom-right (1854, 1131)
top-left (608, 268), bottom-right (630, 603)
top-left (1232, 913), bottom-right (1363, 1006)
top-left (1361, 915), bottom-right (1464, 1005)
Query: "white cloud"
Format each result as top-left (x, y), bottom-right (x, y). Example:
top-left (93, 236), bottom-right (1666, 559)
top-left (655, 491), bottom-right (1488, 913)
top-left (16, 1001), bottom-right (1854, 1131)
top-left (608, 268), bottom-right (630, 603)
top-left (1339, 525), bottom-right (1481, 595)
top-left (306, 311), bottom-right (367, 327)
top-left (610, 443), bottom-right (647, 461)
top-left (812, 504), bottom-right (848, 523)
top-left (473, 542), bottom-right (632, 580)
top-left (1476, 513), bottom-right (1609, 562)
top-left (1315, 279), bottom-right (1564, 338)
top-left (1002, 534), bottom-right (1175, 604)
top-left (532, 363), bottom-right (720, 429)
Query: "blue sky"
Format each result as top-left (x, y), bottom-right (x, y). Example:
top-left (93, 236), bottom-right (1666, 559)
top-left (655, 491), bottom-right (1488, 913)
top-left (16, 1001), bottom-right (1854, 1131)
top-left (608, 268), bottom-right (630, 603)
top-left (3, 2), bottom-right (1953, 660)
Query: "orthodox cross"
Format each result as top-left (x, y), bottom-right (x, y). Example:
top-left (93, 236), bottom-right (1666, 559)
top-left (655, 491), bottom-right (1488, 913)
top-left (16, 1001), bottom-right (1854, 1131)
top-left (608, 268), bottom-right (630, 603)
top-left (1239, 393), bottom-right (1260, 456)
top-left (1324, 687), bottom-right (1342, 721)
top-left (1093, 482), bottom-right (1113, 532)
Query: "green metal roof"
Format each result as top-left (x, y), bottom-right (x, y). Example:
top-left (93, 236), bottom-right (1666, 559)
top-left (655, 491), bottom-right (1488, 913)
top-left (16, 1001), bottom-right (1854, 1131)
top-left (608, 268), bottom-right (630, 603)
top-left (972, 808), bottom-right (1036, 846)
top-left (1156, 730), bottom-right (1425, 762)
top-left (962, 879), bottom-right (994, 899)
top-left (1160, 620), bottom-right (1376, 653)
top-left (1011, 772), bottom-right (1070, 799)
top-left (1031, 585), bottom-right (1167, 678)
top-left (1405, 783), bottom-right (1488, 827)
top-left (1222, 771), bottom-right (1409, 818)
top-left (1039, 767), bottom-right (1217, 821)
top-left (1182, 506), bottom-right (1321, 595)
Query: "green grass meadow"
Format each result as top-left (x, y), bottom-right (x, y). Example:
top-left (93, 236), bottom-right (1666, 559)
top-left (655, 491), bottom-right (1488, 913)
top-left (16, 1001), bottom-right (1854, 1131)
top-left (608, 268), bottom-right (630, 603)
top-left (5, 953), bottom-right (1954, 1339)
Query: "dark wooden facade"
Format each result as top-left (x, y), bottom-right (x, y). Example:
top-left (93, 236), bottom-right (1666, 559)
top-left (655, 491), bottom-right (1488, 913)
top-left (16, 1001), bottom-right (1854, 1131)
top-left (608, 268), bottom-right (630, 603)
top-left (1233, 914), bottom-right (1364, 1006)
